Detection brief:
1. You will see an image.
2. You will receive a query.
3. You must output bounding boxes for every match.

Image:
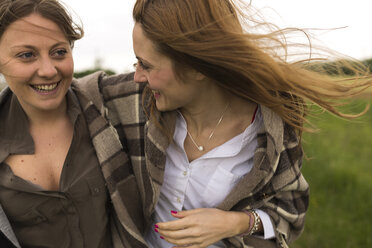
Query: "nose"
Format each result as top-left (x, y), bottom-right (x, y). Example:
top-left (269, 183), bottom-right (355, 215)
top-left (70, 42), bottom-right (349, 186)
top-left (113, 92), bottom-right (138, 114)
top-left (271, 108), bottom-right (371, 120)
top-left (133, 65), bottom-right (147, 83)
top-left (37, 57), bottom-right (58, 78)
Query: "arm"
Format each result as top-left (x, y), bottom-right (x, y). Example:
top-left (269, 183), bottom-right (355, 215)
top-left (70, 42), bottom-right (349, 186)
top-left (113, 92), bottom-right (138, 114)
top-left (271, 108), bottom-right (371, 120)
top-left (238, 125), bottom-right (310, 247)
top-left (152, 179), bottom-right (308, 247)
top-left (258, 173), bottom-right (309, 245)
top-left (154, 208), bottom-right (263, 248)
top-left (155, 208), bottom-right (276, 248)
top-left (156, 119), bottom-right (308, 247)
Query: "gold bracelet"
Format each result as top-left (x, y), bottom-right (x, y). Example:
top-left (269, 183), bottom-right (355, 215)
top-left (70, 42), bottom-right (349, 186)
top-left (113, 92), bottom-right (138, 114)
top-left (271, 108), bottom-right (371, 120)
top-left (240, 210), bottom-right (261, 236)
top-left (247, 210), bottom-right (261, 235)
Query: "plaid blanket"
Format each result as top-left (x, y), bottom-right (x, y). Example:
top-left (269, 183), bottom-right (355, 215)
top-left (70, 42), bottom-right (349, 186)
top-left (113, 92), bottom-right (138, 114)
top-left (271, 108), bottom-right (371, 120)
top-left (74, 71), bottom-right (309, 248)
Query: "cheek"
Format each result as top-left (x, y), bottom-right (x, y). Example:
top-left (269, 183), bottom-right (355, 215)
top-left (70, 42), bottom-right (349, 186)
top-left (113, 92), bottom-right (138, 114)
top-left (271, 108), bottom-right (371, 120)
top-left (1, 63), bottom-right (34, 85)
top-left (151, 71), bottom-right (178, 90)
top-left (147, 75), bottom-right (163, 89)
top-left (4, 76), bottom-right (25, 97)
top-left (0, 60), bottom-right (25, 78)
top-left (58, 58), bottom-right (74, 79)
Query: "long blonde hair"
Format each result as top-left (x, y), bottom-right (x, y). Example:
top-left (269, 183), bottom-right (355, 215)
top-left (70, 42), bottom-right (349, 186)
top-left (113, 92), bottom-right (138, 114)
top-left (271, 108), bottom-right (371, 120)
top-left (133, 0), bottom-right (371, 138)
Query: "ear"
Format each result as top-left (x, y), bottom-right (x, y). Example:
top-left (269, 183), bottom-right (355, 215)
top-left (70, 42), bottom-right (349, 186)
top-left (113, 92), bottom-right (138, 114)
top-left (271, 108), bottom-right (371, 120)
top-left (195, 71), bottom-right (206, 81)
top-left (183, 67), bottom-right (206, 81)
top-left (187, 68), bottom-right (205, 81)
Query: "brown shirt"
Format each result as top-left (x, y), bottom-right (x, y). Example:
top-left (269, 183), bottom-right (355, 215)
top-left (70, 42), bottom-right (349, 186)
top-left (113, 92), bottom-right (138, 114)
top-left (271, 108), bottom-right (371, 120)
top-left (0, 89), bottom-right (111, 248)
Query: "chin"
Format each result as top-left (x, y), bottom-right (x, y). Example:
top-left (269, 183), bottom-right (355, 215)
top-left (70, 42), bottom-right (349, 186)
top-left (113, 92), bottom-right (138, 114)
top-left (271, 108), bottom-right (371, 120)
top-left (155, 103), bottom-right (173, 112)
top-left (156, 106), bottom-right (167, 112)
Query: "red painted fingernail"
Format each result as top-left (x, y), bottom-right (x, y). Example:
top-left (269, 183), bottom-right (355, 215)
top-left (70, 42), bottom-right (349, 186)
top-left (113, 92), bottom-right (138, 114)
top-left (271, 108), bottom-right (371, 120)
top-left (160, 236), bottom-right (164, 240)
top-left (171, 210), bottom-right (177, 214)
top-left (154, 224), bottom-right (159, 228)
top-left (154, 228), bottom-right (158, 233)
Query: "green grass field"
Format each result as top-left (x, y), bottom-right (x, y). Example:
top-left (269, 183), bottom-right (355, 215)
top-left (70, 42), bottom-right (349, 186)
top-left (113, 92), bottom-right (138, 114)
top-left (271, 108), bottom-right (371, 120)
top-left (292, 98), bottom-right (372, 247)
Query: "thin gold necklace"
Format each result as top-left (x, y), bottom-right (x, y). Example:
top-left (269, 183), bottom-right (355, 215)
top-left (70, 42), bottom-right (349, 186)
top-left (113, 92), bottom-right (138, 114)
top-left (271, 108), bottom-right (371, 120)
top-left (186, 103), bottom-right (229, 152)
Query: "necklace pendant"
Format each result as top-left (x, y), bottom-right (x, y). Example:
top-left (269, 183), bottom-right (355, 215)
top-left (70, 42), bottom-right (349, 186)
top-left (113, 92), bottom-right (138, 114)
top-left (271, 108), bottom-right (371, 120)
top-left (198, 146), bottom-right (204, 151)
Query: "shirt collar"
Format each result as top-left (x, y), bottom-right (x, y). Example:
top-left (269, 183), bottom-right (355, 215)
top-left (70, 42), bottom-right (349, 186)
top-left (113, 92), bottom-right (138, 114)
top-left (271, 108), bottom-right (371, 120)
top-left (174, 107), bottom-right (262, 159)
top-left (65, 88), bottom-right (81, 126)
top-left (0, 88), bottom-right (81, 162)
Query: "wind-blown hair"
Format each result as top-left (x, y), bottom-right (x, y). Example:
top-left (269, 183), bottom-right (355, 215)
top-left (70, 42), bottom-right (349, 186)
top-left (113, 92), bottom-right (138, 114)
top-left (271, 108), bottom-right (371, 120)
top-left (133, 0), bottom-right (371, 137)
top-left (0, 0), bottom-right (83, 47)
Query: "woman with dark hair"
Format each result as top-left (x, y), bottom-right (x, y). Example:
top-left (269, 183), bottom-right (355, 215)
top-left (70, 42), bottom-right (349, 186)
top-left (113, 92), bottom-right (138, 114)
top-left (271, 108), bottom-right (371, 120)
top-left (129, 0), bottom-right (372, 247)
top-left (0, 1), bottom-right (146, 247)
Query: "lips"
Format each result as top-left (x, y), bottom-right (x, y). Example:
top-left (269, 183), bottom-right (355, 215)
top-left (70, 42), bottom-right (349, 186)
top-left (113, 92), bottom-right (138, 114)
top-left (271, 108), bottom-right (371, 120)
top-left (30, 81), bottom-right (60, 92)
top-left (152, 89), bottom-right (160, 99)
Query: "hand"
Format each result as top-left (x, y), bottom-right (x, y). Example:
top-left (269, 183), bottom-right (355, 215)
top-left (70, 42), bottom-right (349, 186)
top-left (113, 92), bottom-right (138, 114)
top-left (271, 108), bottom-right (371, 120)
top-left (154, 208), bottom-right (248, 248)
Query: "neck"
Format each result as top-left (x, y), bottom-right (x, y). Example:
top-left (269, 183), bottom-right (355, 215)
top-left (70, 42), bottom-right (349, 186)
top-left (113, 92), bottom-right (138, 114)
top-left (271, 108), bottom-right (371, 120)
top-left (20, 99), bottom-right (69, 128)
top-left (180, 84), bottom-right (229, 135)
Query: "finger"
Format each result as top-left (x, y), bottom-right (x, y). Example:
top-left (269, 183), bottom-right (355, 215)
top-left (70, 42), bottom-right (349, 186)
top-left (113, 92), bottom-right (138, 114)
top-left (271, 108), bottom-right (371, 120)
top-left (173, 245), bottom-right (199, 248)
top-left (163, 234), bottom-right (202, 247)
top-left (156, 218), bottom-right (190, 231)
top-left (170, 210), bottom-right (183, 219)
top-left (170, 210), bottom-right (185, 220)
top-left (174, 244), bottom-right (206, 248)
top-left (172, 208), bottom-right (203, 218)
top-left (158, 226), bottom-right (200, 240)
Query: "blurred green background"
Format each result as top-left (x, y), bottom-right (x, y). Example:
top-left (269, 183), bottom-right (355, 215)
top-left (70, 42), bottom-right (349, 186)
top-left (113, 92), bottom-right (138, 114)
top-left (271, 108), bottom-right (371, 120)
top-left (292, 97), bottom-right (372, 248)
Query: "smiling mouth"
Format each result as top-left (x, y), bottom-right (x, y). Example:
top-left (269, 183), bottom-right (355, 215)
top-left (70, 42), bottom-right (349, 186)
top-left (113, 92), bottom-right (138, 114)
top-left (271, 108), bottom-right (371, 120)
top-left (30, 81), bottom-right (60, 92)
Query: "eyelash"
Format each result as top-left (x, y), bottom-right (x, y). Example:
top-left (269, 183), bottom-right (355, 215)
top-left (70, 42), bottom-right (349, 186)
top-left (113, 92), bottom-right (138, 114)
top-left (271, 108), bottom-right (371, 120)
top-left (16, 48), bottom-right (68, 61)
top-left (135, 60), bottom-right (151, 71)
top-left (52, 48), bottom-right (68, 57)
top-left (17, 52), bottom-right (35, 60)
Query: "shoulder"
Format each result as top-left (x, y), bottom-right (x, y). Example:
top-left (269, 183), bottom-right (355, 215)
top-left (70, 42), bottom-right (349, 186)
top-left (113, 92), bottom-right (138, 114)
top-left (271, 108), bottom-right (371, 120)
top-left (72, 71), bottom-right (146, 100)
top-left (255, 105), bottom-right (302, 178)
top-left (98, 72), bottom-right (146, 101)
top-left (72, 71), bottom-right (147, 111)
top-left (0, 88), bottom-right (14, 124)
top-left (0, 87), bottom-right (12, 106)
top-left (259, 105), bottom-right (300, 148)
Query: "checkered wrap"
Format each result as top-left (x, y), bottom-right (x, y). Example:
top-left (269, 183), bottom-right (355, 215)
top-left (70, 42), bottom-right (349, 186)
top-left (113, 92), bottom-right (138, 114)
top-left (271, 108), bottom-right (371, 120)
top-left (74, 71), bottom-right (309, 248)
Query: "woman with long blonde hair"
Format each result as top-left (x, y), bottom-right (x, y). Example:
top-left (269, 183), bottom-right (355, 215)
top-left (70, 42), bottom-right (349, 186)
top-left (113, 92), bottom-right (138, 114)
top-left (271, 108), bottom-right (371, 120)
top-left (129, 0), bottom-right (371, 247)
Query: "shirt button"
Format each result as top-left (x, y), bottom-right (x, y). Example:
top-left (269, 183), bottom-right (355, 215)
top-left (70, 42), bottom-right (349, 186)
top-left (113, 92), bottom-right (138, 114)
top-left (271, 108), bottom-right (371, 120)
top-left (183, 171), bottom-right (187, 176)
top-left (176, 197), bottom-right (181, 203)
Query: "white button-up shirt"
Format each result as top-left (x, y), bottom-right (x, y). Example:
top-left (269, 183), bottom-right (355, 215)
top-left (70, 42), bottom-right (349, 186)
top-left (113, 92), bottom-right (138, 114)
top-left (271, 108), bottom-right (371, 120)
top-left (145, 108), bottom-right (274, 248)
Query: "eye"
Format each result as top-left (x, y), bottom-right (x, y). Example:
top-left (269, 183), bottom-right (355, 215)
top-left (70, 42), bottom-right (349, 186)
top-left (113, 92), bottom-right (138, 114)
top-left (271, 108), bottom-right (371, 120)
top-left (17, 52), bottom-right (35, 60)
top-left (52, 48), bottom-right (68, 58)
top-left (135, 59), bottom-right (151, 71)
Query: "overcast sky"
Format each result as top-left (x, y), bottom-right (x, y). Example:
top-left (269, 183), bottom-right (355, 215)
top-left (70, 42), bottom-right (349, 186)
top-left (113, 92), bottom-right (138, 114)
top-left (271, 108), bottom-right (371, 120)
top-left (62, 0), bottom-right (372, 73)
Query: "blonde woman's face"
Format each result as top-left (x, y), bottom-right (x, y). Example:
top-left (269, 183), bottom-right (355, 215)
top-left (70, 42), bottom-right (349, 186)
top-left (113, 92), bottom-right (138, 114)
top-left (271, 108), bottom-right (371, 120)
top-left (132, 23), bottom-right (204, 112)
top-left (0, 13), bottom-right (73, 114)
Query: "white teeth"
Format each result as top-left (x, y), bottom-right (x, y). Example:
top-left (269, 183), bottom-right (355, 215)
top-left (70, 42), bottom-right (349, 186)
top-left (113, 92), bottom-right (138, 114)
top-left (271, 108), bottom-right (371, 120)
top-left (32, 83), bottom-right (58, 92)
top-left (152, 90), bottom-right (159, 94)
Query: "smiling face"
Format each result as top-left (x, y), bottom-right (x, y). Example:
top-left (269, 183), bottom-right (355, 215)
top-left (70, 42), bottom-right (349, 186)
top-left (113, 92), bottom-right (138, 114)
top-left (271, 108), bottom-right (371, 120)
top-left (132, 23), bottom-right (206, 112)
top-left (0, 13), bottom-right (73, 115)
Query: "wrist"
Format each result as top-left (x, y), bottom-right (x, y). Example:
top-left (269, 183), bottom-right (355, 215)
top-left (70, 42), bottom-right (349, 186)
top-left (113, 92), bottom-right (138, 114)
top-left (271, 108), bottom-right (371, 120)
top-left (239, 210), bottom-right (262, 236)
top-left (226, 211), bottom-right (252, 237)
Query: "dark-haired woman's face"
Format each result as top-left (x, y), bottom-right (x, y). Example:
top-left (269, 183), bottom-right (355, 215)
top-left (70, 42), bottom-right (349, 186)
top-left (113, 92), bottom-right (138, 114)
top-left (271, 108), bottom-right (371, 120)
top-left (0, 13), bottom-right (73, 114)
top-left (133, 23), bottom-right (204, 112)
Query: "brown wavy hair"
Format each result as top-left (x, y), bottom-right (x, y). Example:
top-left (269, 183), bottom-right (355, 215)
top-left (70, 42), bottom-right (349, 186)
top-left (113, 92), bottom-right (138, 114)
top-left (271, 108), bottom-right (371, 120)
top-left (133, 0), bottom-right (371, 138)
top-left (0, 0), bottom-right (83, 46)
